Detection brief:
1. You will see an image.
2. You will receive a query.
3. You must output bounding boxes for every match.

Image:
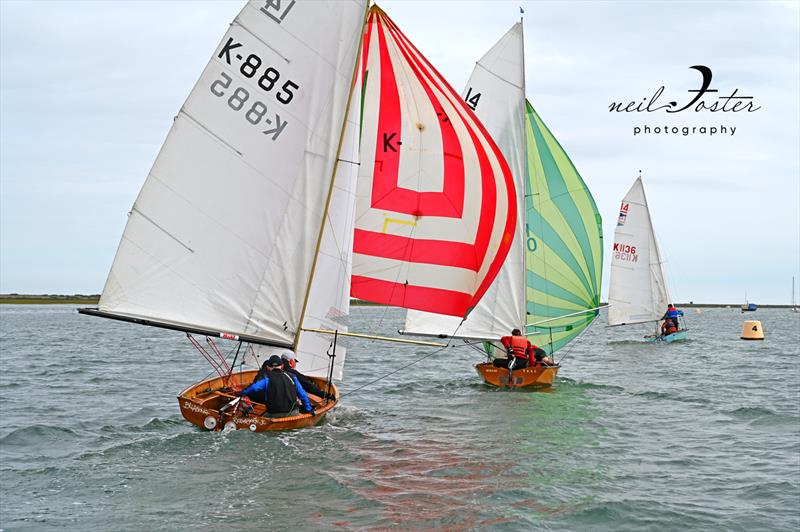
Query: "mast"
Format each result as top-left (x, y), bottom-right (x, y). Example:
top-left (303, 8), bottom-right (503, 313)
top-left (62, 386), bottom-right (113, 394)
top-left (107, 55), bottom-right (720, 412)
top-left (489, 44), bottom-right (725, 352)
top-left (519, 19), bottom-right (528, 331)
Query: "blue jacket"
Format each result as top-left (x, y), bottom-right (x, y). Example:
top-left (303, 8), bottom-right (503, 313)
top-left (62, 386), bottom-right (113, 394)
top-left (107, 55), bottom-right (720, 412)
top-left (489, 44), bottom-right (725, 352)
top-left (240, 373), bottom-right (313, 413)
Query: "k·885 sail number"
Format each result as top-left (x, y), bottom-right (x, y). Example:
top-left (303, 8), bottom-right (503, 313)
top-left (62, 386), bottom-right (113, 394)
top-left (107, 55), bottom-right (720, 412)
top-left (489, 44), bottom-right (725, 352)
top-left (217, 37), bottom-right (299, 104)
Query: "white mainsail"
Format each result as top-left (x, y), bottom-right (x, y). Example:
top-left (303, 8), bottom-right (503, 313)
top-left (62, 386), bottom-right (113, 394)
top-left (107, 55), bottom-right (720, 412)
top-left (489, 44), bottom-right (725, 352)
top-left (96, 0), bottom-right (366, 348)
top-left (607, 177), bottom-right (670, 325)
top-left (403, 22), bottom-right (527, 339)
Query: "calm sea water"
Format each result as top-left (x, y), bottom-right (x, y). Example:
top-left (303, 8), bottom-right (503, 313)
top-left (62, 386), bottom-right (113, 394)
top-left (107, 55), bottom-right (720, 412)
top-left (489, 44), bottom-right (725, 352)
top-left (0, 305), bottom-right (798, 531)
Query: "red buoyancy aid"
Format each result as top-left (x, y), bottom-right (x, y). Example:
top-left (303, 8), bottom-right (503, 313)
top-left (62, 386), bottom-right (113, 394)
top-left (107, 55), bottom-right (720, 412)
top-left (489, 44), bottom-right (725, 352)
top-left (508, 336), bottom-right (530, 360)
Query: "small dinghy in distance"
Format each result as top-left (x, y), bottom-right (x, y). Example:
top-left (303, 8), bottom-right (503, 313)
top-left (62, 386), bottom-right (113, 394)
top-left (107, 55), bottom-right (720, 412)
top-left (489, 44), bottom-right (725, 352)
top-left (608, 174), bottom-right (688, 343)
top-left (402, 23), bottom-right (604, 388)
top-left (80, 0), bottom-right (371, 431)
top-left (647, 329), bottom-right (688, 343)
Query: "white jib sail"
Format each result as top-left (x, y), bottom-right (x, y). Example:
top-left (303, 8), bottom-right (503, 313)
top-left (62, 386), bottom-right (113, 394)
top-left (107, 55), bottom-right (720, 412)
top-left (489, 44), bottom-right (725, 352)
top-left (607, 177), bottom-right (671, 325)
top-left (249, 74), bottom-right (361, 380)
top-left (403, 22), bottom-right (527, 340)
top-left (291, 74), bottom-right (362, 380)
top-left (98, 0), bottom-right (367, 347)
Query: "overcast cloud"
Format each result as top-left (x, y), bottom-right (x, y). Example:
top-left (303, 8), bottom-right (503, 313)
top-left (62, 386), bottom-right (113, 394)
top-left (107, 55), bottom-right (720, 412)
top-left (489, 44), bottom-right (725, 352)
top-left (1, 0), bottom-right (798, 304)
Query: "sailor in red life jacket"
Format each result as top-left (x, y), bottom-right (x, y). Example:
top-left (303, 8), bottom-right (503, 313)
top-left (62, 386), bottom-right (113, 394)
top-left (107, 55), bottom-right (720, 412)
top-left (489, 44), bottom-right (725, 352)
top-left (497, 329), bottom-right (533, 370)
top-left (496, 329), bottom-right (554, 370)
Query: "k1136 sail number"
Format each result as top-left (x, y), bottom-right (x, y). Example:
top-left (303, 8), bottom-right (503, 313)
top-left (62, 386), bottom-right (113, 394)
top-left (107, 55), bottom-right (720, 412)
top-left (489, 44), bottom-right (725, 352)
top-left (217, 38), bottom-right (299, 104)
top-left (210, 73), bottom-right (287, 140)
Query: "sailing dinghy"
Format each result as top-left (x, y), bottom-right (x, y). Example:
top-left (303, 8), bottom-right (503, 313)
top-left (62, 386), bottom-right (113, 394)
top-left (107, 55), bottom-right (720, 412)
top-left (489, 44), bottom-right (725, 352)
top-left (607, 176), bottom-right (688, 343)
top-left (79, 0), bottom-right (370, 431)
top-left (80, 1), bottom-right (516, 430)
top-left (401, 23), bottom-right (604, 387)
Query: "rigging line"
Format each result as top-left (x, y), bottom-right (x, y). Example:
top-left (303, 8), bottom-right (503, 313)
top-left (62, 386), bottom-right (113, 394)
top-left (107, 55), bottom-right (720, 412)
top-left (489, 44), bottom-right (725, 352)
top-left (340, 343), bottom-right (449, 398)
top-left (372, 215), bottom-right (420, 340)
top-left (555, 317), bottom-right (595, 365)
top-left (342, 317), bottom-right (465, 398)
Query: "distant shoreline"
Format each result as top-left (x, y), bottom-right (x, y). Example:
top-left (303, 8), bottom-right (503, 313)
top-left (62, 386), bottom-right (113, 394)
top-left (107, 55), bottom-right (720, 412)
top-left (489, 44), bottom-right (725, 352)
top-left (1, 294), bottom-right (100, 304)
top-left (0, 294), bottom-right (796, 308)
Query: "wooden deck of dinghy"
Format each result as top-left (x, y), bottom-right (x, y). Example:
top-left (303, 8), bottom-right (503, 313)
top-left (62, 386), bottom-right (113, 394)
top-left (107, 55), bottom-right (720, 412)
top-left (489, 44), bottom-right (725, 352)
top-left (475, 362), bottom-right (559, 388)
top-left (177, 370), bottom-right (338, 432)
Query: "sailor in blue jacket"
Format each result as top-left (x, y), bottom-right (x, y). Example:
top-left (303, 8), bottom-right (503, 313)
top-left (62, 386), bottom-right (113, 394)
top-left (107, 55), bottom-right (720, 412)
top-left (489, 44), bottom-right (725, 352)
top-left (239, 355), bottom-right (314, 417)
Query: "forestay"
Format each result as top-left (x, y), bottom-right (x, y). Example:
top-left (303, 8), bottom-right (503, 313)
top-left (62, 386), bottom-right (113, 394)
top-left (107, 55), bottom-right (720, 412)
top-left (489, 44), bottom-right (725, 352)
top-left (525, 102), bottom-right (603, 353)
top-left (403, 22), bottom-right (527, 338)
top-left (97, 0), bottom-right (366, 348)
top-left (607, 177), bottom-right (670, 325)
top-left (350, 7), bottom-right (517, 318)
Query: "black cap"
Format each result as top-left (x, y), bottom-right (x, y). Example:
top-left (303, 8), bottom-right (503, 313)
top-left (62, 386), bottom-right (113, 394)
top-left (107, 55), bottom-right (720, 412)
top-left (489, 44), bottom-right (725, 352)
top-left (267, 355), bottom-right (283, 367)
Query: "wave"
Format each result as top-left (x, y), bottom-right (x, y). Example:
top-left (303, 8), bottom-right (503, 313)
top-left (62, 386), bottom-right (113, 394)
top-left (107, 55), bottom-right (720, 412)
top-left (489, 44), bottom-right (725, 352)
top-left (631, 389), bottom-right (712, 406)
top-left (0, 424), bottom-right (81, 447)
top-left (724, 405), bottom-right (778, 418)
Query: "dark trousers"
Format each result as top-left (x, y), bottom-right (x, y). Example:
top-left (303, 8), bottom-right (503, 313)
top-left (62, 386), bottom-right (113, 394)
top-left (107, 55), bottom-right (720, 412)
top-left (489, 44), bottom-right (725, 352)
top-left (493, 357), bottom-right (528, 370)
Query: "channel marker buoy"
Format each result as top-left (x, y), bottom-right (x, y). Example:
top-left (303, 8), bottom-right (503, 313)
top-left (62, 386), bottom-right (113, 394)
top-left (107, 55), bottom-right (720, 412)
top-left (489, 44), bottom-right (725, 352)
top-left (741, 320), bottom-right (764, 340)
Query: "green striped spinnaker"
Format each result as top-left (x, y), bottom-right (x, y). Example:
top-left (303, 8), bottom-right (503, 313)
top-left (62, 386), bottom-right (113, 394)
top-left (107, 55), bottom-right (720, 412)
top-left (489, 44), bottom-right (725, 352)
top-left (524, 100), bottom-right (603, 355)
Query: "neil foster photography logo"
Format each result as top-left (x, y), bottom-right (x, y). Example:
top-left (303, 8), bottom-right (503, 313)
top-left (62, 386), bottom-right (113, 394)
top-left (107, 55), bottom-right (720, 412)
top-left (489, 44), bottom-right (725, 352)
top-left (609, 65), bottom-right (761, 138)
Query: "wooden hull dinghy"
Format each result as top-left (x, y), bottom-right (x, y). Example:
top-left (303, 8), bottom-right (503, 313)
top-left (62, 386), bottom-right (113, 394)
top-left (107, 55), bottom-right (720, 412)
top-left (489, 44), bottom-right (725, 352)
top-left (400, 26), bottom-right (604, 378)
top-left (475, 362), bottom-right (559, 388)
top-left (178, 369), bottom-right (338, 432)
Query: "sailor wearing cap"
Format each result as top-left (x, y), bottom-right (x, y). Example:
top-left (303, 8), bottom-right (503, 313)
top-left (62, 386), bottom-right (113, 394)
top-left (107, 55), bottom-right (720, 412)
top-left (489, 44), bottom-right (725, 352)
top-left (238, 354), bottom-right (314, 418)
top-left (278, 351), bottom-right (336, 401)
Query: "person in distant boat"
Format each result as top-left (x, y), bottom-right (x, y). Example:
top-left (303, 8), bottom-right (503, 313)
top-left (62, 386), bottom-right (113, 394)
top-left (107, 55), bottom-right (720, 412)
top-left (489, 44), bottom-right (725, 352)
top-left (280, 351), bottom-right (336, 401)
top-left (238, 355), bottom-right (315, 418)
top-left (661, 304), bottom-right (683, 336)
top-left (497, 329), bottom-right (553, 370)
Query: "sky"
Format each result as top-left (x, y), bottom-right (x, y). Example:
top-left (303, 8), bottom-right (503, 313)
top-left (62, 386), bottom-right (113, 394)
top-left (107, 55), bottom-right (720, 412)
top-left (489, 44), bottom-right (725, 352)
top-left (1, 0), bottom-right (798, 304)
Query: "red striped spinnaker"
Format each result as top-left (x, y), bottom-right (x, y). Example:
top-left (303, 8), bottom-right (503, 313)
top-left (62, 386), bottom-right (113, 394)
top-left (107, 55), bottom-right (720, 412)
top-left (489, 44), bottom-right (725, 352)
top-left (351, 6), bottom-right (517, 318)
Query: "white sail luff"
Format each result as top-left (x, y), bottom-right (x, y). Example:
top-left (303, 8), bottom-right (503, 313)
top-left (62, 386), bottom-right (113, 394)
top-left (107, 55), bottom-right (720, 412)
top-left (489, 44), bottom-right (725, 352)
top-left (403, 22), bottom-right (527, 339)
top-left (608, 177), bottom-right (671, 325)
top-left (98, 0), bottom-right (367, 347)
